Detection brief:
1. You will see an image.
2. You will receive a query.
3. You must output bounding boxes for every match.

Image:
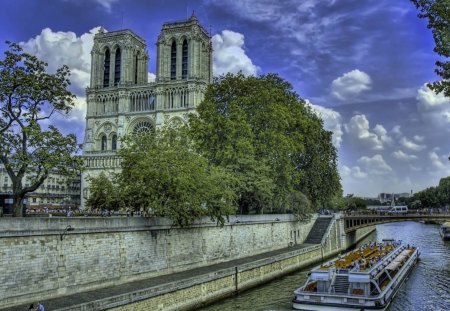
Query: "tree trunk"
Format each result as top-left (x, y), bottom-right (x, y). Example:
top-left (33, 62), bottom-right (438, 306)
top-left (13, 194), bottom-right (24, 217)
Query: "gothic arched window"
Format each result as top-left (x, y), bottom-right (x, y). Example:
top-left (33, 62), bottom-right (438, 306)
top-left (170, 41), bottom-right (177, 80)
top-left (133, 121), bottom-right (153, 135)
top-left (134, 54), bottom-right (138, 84)
top-left (103, 49), bottom-right (110, 87)
top-left (114, 47), bottom-right (121, 86)
top-left (182, 39), bottom-right (188, 79)
top-left (111, 135), bottom-right (117, 150)
top-left (101, 135), bottom-right (107, 151)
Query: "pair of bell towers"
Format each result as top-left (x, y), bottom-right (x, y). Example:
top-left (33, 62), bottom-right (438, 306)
top-left (81, 14), bottom-right (212, 207)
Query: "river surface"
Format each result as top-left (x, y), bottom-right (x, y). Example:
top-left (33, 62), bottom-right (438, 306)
top-left (199, 221), bottom-right (450, 311)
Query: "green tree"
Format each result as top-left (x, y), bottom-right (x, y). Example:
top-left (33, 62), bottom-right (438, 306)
top-left (86, 172), bottom-right (120, 211)
top-left (0, 42), bottom-right (82, 216)
top-left (437, 176), bottom-right (450, 206)
top-left (411, 0), bottom-right (450, 96)
top-left (117, 126), bottom-right (236, 227)
top-left (189, 73), bottom-right (341, 213)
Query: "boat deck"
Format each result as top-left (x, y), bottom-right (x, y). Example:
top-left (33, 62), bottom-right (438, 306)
top-left (320, 242), bottom-right (398, 271)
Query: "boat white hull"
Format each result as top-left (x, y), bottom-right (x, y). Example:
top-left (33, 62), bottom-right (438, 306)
top-left (293, 245), bottom-right (419, 311)
top-left (292, 302), bottom-right (388, 311)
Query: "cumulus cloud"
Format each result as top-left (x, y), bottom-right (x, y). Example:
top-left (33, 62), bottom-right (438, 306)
top-left (429, 151), bottom-right (447, 170)
top-left (357, 154), bottom-right (392, 175)
top-left (417, 84), bottom-right (450, 127)
top-left (391, 150), bottom-right (418, 161)
top-left (341, 165), bottom-right (368, 179)
top-left (399, 137), bottom-right (426, 152)
top-left (93, 0), bottom-right (118, 12)
top-left (307, 101), bottom-right (343, 148)
top-left (21, 27), bottom-right (101, 97)
top-left (331, 69), bottom-right (372, 101)
top-left (212, 30), bottom-right (259, 76)
top-left (344, 114), bottom-right (392, 150)
top-left (19, 27), bottom-right (103, 141)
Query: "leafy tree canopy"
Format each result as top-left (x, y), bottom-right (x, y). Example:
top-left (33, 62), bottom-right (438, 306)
top-left (189, 73), bottom-right (342, 213)
top-left (116, 125), bottom-right (236, 227)
top-left (0, 42), bottom-right (82, 216)
top-left (412, 0), bottom-right (450, 96)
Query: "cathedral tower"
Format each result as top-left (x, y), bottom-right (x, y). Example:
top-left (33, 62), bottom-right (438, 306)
top-left (81, 15), bottom-right (212, 208)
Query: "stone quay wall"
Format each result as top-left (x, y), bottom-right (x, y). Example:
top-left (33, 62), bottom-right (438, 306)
top-left (101, 217), bottom-right (375, 311)
top-left (0, 214), bottom-right (316, 308)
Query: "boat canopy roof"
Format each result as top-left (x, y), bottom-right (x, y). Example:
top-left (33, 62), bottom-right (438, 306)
top-left (442, 222), bottom-right (450, 228)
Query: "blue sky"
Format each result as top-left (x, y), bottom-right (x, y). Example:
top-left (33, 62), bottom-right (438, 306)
top-left (1, 0), bottom-right (449, 197)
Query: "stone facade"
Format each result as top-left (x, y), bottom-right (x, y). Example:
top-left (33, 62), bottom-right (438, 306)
top-left (81, 15), bottom-right (212, 208)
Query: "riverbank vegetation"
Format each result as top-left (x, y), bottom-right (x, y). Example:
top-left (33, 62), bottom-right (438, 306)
top-left (87, 74), bottom-right (342, 226)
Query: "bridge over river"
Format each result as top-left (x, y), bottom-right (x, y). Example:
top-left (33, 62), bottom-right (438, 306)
top-left (344, 212), bottom-right (450, 232)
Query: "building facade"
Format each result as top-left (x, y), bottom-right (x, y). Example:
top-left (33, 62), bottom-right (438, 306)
top-left (0, 165), bottom-right (81, 214)
top-left (81, 15), bottom-right (212, 208)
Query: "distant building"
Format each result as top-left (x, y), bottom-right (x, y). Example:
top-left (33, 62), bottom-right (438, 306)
top-left (0, 164), bottom-right (81, 214)
top-left (378, 192), bottom-right (411, 204)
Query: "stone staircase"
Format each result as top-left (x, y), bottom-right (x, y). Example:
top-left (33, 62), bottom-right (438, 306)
top-left (332, 274), bottom-right (350, 294)
top-left (304, 216), bottom-right (333, 244)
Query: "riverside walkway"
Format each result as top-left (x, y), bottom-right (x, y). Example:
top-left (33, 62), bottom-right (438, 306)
top-left (1, 243), bottom-right (318, 311)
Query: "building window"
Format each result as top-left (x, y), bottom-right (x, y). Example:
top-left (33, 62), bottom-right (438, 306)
top-left (112, 135), bottom-right (117, 150)
top-left (133, 121), bottom-right (153, 135)
top-left (170, 41), bottom-right (176, 80)
top-left (182, 39), bottom-right (188, 79)
top-left (101, 135), bottom-right (107, 151)
top-left (114, 47), bottom-right (121, 86)
top-left (134, 55), bottom-right (138, 84)
top-left (103, 49), bottom-right (110, 87)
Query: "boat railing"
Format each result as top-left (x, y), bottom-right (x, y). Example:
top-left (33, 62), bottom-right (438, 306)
top-left (295, 247), bottom-right (419, 302)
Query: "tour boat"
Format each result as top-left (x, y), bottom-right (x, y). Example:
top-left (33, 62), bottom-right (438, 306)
top-left (440, 222), bottom-right (450, 241)
top-left (293, 241), bottom-right (419, 310)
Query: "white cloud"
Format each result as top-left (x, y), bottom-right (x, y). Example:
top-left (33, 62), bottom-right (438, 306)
top-left (417, 84), bottom-right (450, 127)
top-left (307, 101), bottom-right (343, 148)
top-left (413, 135), bottom-right (424, 142)
top-left (19, 27), bottom-right (103, 141)
top-left (391, 125), bottom-right (402, 137)
top-left (344, 114), bottom-right (392, 150)
top-left (148, 72), bottom-right (156, 82)
top-left (331, 69), bottom-right (372, 101)
top-left (358, 154), bottom-right (392, 175)
top-left (341, 165), bottom-right (368, 179)
top-left (429, 151), bottom-right (446, 170)
top-left (391, 150), bottom-right (418, 161)
top-left (212, 30), bottom-right (259, 76)
top-left (93, 0), bottom-right (118, 12)
top-left (399, 137), bottom-right (426, 152)
top-left (21, 27), bottom-right (101, 97)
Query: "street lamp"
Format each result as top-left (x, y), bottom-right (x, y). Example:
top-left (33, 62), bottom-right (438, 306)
top-left (60, 225), bottom-right (74, 241)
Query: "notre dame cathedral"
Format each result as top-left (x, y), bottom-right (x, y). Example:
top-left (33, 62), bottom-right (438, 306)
top-left (81, 14), bottom-right (212, 208)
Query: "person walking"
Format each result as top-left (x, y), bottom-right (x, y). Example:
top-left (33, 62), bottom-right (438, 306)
top-left (28, 304), bottom-right (34, 311)
top-left (36, 302), bottom-right (44, 311)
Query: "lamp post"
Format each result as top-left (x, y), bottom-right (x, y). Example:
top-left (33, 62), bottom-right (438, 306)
top-left (60, 225), bottom-right (74, 241)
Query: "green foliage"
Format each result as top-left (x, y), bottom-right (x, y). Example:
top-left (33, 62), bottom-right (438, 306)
top-left (332, 195), bottom-right (367, 211)
top-left (407, 176), bottom-right (450, 209)
top-left (189, 73), bottom-right (341, 213)
top-left (0, 42), bottom-right (82, 216)
top-left (86, 172), bottom-right (120, 211)
top-left (117, 125), bottom-right (236, 227)
top-left (411, 0), bottom-right (450, 96)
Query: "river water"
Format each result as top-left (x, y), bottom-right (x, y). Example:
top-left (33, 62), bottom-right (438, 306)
top-left (199, 221), bottom-right (450, 311)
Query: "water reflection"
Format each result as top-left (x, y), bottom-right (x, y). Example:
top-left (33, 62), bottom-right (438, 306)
top-left (199, 221), bottom-right (450, 311)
